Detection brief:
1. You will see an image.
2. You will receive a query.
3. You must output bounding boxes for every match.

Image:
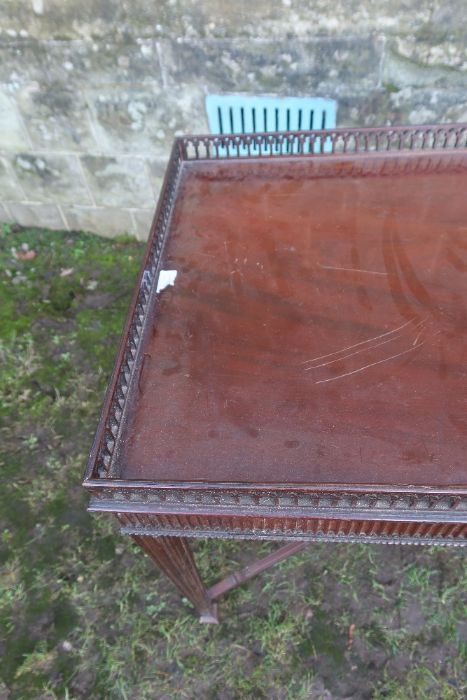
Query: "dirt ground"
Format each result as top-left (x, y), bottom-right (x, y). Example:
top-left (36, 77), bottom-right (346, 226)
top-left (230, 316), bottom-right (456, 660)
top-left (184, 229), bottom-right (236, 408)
top-left (0, 224), bottom-right (465, 699)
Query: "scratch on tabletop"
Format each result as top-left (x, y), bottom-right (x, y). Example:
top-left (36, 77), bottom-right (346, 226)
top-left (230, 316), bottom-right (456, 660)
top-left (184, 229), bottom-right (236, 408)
top-left (305, 322), bottom-right (426, 370)
top-left (300, 317), bottom-right (422, 366)
top-left (318, 263), bottom-right (389, 276)
top-left (315, 340), bottom-right (426, 384)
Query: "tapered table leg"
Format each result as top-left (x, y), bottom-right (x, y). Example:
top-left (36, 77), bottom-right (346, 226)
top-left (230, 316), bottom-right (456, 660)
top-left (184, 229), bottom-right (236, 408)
top-left (132, 534), bottom-right (218, 623)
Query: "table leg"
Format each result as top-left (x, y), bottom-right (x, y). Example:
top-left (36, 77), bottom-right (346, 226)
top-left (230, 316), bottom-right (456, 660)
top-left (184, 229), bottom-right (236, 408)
top-left (132, 534), bottom-right (218, 624)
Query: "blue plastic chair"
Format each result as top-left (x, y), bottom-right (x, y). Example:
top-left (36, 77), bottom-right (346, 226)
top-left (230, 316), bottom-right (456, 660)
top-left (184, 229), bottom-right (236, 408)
top-left (205, 94), bottom-right (337, 154)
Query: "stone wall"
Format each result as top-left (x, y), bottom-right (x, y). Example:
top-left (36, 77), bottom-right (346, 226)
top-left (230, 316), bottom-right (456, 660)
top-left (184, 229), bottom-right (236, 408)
top-left (0, 0), bottom-right (466, 239)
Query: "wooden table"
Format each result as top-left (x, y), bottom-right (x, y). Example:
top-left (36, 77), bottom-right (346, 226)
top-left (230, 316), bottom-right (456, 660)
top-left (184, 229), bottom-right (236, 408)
top-left (84, 124), bottom-right (467, 623)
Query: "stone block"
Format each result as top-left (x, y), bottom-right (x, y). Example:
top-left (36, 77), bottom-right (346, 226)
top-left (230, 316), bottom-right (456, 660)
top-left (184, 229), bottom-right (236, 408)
top-left (158, 36), bottom-right (382, 98)
top-left (86, 86), bottom-right (206, 156)
top-left (0, 35), bottom-right (161, 88)
top-left (10, 152), bottom-right (92, 204)
top-left (0, 40), bottom-right (49, 87)
top-left (333, 86), bottom-right (467, 128)
top-left (0, 1), bottom-right (175, 41)
top-left (15, 82), bottom-right (98, 151)
top-left (0, 202), bottom-right (12, 222)
top-left (388, 88), bottom-right (467, 125)
top-left (391, 35), bottom-right (467, 72)
top-left (0, 1), bottom-right (434, 41)
top-left (146, 158), bottom-right (167, 198)
top-left (430, 1), bottom-right (467, 39)
top-left (0, 36), bottom-right (163, 152)
top-left (382, 44), bottom-right (467, 90)
top-left (42, 38), bottom-right (162, 89)
top-left (132, 209), bottom-right (155, 241)
top-left (442, 101), bottom-right (467, 124)
top-left (0, 154), bottom-right (24, 199)
top-left (6, 201), bottom-right (66, 229)
top-left (80, 155), bottom-right (154, 208)
top-left (61, 205), bottom-right (135, 238)
top-left (0, 89), bottom-right (30, 150)
top-left (337, 91), bottom-right (395, 127)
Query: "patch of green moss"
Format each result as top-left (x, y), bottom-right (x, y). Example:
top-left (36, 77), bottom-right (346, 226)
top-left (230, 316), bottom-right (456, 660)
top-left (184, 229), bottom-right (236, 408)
top-left (383, 81), bottom-right (400, 93)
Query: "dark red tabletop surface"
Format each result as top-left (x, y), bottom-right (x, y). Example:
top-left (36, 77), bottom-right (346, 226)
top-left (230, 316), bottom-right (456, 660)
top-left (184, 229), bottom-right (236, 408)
top-left (118, 150), bottom-right (467, 487)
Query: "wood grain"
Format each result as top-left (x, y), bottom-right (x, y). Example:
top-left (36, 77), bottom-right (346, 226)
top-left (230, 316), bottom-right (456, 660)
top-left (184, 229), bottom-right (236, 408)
top-left (118, 152), bottom-right (467, 487)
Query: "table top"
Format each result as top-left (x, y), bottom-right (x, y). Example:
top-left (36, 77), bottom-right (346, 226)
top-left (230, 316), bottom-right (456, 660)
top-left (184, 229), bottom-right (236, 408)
top-left (85, 125), bottom-right (467, 495)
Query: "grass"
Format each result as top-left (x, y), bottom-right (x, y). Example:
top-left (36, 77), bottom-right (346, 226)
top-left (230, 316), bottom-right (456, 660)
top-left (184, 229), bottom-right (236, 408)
top-left (0, 223), bottom-right (466, 699)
